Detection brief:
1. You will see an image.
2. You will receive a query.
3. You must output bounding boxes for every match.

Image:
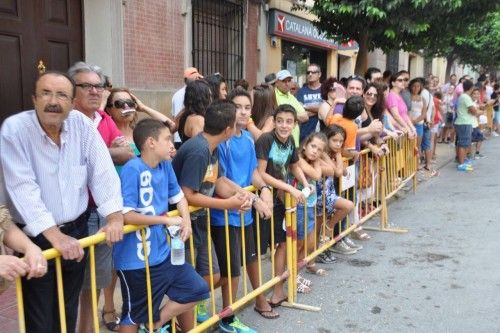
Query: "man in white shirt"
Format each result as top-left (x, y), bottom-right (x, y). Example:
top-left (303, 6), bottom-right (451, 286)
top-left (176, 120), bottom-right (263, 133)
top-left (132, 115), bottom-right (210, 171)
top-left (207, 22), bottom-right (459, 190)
top-left (0, 71), bottom-right (123, 333)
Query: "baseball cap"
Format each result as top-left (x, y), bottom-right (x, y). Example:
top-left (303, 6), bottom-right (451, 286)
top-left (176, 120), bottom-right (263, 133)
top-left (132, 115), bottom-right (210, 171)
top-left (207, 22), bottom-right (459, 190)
top-left (184, 67), bottom-right (203, 80)
top-left (276, 69), bottom-right (292, 81)
top-left (264, 73), bottom-right (277, 85)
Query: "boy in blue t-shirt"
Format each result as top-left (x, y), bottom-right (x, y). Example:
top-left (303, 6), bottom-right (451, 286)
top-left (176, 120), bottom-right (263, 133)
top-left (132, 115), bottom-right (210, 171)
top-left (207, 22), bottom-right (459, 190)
top-left (114, 119), bottom-right (209, 333)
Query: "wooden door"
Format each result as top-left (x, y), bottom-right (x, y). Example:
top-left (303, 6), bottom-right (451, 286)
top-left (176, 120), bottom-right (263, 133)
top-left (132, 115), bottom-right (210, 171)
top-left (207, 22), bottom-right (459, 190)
top-left (0, 0), bottom-right (83, 124)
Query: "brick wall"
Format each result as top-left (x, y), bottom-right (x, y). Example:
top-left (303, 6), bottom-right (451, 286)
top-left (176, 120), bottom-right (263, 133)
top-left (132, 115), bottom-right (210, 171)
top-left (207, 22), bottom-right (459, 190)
top-left (123, 0), bottom-right (185, 90)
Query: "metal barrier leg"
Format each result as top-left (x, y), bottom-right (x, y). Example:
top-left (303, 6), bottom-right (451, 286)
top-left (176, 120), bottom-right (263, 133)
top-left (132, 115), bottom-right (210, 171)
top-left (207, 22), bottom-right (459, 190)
top-left (281, 194), bottom-right (320, 312)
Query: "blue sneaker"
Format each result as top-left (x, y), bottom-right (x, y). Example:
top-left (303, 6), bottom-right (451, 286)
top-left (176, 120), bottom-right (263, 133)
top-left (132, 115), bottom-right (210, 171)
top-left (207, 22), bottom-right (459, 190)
top-left (218, 317), bottom-right (257, 333)
top-left (457, 163), bottom-right (473, 172)
top-left (464, 159), bottom-right (474, 166)
top-left (196, 300), bottom-right (210, 323)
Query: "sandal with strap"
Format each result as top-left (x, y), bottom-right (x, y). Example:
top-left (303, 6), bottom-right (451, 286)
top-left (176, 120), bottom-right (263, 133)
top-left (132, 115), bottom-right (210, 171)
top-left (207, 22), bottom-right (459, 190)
top-left (297, 274), bottom-right (312, 287)
top-left (351, 227), bottom-right (371, 240)
top-left (102, 310), bottom-right (120, 332)
top-left (296, 280), bottom-right (312, 294)
top-left (306, 264), bottom-right (327, 276)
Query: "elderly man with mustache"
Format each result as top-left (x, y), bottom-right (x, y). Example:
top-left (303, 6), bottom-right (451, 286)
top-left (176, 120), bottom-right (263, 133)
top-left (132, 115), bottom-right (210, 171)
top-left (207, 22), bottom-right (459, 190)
top-left (0, 71), bottom-right (124, 333)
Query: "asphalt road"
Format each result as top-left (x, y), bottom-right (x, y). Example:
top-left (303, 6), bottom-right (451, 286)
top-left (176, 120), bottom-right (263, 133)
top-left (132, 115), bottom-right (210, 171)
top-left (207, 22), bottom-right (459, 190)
top-left (237, 137), bottom-right (500, 333)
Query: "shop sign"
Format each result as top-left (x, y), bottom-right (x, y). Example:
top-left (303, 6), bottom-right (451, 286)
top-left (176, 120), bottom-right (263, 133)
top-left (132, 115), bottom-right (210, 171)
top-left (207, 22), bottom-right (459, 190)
top-left (268, 9), bottom-right (358, 50)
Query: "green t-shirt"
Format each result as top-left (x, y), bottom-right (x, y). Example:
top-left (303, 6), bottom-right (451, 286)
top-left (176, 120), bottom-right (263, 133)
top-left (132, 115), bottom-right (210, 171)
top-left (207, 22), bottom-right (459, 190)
top-left (275, 89), bottom-right (306, 147)
top-left (454, 93), bottom-right (475, 126)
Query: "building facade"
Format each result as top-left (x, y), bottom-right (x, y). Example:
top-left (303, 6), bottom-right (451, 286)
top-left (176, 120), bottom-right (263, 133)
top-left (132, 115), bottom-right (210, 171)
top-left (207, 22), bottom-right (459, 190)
top-left (0, 0), bottom-right (475, 123)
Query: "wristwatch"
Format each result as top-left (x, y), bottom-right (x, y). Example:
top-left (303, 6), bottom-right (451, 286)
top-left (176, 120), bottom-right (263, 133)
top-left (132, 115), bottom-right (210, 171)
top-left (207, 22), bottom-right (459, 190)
top-left (260, 185), bottom-right (272, 192)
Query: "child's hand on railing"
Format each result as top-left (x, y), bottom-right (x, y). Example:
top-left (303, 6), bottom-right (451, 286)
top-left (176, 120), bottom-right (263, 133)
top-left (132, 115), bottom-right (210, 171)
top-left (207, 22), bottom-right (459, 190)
top-left (164, 216), bottom-right (183, 227)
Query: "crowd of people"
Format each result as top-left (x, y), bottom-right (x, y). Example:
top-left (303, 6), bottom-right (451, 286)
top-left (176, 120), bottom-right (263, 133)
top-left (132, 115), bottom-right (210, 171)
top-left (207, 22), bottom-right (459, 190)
top-left (0, 60), bottom-right (498, 333)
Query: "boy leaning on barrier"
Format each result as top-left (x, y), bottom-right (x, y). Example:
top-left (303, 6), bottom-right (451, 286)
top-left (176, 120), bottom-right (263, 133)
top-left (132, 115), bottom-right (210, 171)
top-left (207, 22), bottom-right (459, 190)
top-left (113, 119), bottom-right (209, 333)
top-left (255, 103), bottom-right (309, 308)
top-left (210, 89), bottom-right (276, 332)
top-left (172, 100), bottom-right (255, 324)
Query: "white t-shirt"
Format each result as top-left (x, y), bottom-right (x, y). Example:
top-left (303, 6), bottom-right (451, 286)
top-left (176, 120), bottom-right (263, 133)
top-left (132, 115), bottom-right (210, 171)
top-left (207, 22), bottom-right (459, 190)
top-left (421, 89), bottom-right (434, 123)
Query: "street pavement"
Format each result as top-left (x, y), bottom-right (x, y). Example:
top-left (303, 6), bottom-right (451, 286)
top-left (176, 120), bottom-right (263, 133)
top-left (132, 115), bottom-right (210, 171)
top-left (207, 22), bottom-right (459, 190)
top-left (237, 137), bottom-right (500, 333)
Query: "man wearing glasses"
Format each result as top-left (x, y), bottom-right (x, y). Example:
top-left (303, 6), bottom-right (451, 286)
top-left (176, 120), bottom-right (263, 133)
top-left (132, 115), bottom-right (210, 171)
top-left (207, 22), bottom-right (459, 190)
top-left (297, 64), bottom-right (323, 141)
top-left (68, 62), bottom-right (133, 333)
top-left (0, 71), bottom-right (123, 332)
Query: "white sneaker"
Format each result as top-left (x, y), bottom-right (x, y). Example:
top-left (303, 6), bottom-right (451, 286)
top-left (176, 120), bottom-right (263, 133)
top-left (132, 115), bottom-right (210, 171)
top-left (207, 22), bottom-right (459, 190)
top-left (344, 237), bottom-right (363, 250)
top-left (330, 240), bottom-right (357, 255)
top-left (492, 132), bottom-right (499, 137)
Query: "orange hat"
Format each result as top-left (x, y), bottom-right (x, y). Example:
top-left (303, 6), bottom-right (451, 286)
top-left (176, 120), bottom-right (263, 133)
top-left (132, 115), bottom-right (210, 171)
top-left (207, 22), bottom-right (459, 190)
top-left (184, 67), bottom-right (203, 80)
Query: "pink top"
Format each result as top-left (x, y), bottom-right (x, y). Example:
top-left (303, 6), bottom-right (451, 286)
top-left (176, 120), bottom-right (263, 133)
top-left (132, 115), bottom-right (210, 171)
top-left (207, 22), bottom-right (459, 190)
top-left (96, 110), bottom-right (122, 147)
top-left (386, 91), bottom-right (409, 122)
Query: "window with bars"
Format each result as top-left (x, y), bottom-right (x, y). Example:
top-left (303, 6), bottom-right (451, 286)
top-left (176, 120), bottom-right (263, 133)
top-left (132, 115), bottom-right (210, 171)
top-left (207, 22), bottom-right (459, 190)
top-left (192, 0), bottom-right (244, 89)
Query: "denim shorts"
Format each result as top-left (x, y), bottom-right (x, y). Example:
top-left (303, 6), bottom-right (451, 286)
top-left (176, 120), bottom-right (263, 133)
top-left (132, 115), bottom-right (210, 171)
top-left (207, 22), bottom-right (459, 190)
top-left (296, 205), bottom-right (315, 240)
top-left (471, 127), bottom-right (485, 142)
top-left (493, 111), bottom-right (500, 125)
top-left (454, 124), bottom-right (472, 148)
top-left (421, 125), bottom-right (432, 151)
top-left (414, 123), bottom-right (424, 137)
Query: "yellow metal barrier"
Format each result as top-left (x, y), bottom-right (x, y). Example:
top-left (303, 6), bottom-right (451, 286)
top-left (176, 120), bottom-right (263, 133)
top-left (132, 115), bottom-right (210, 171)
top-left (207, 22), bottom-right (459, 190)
top-left (15, 135), bottom-right (418, 333)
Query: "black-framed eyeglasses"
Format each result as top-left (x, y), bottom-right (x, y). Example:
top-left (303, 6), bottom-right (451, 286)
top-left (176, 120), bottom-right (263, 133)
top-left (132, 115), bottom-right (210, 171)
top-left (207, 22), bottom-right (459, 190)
top-left (107, 99), bottom-right (136, 109)
top-left (75, 83), bottom-right (105, 92)
top-left (306, 70), bottom-right (320, 75)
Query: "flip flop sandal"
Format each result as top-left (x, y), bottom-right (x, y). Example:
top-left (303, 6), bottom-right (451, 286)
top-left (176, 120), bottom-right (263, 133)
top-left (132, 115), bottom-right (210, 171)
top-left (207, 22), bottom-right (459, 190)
top-left (351, 228), bottom-right (371, 240)
top-left (297, 274), bottom-right (312, 286)
top-left (254, 307), bottom-right (280, 319)
top-left (296, 281), bottom-right (312, 294)
top-left (306, 264), bottom-right (327, 276)
top-left (268, 297), bottom-right (288, 308)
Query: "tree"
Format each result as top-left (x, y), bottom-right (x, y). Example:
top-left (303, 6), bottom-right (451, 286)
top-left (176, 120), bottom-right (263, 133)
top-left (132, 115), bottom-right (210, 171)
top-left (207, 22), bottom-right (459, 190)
top-left (451, 11), bottom-right (500, 73)
top-left (294, 0), bottom-right (498, 75)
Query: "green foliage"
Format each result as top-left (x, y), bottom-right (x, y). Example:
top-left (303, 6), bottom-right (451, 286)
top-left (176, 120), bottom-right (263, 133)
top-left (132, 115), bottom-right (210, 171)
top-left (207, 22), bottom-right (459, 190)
top-left (452, 11), bottom-right (500, 70)
top-left (293, 0), bottom-right (499, 71)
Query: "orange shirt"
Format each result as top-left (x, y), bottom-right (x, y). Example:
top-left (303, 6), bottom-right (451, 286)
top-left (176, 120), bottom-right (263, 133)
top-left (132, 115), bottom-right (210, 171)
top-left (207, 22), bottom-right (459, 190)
top-left (325, 114), bottom-right (357, 150)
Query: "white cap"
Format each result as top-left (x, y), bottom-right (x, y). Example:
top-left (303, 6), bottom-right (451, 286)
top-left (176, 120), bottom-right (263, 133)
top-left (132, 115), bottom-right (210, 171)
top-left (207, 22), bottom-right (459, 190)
top-left (276, 69), bottom-right (292, 81)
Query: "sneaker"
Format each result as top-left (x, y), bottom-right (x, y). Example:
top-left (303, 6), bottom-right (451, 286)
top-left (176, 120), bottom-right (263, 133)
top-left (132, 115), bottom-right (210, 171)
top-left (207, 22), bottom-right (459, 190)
top-left (492, 132), bottom-right (499, 137)
top-left (464, 158), bottom-right (474, 165)
top-left (475, 153), bottom-right (486, 159)
top-left (138, 323), bottom-right (171, 333)
top-left (219, 317), bottom-right (257, 333)
top-left (316, 251), bottom-right (336, 263)
top-left (344, 237), bottom-right (363, 250)
top-left (196, 300), bottom-right (210, 323)
top-left (457, 163), bottom-right (473, 172)
top-left (330, 240), bottom-right (357, 255)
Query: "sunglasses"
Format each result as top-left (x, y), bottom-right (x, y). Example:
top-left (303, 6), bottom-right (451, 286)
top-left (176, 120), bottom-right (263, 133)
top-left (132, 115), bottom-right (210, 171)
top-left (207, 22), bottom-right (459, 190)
top-left (329, 86), bottom-right (336, 92)
top-left (306, 70), bottom-right (320, 75)
top-left (365, 92), bottom-right (378, 98)
top-left (107, 99), bottom-right (136, 109)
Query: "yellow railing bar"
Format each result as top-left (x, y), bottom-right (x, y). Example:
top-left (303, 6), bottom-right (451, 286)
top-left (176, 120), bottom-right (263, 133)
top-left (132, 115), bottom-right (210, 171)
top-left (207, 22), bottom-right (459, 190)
top-left (55, 257), bottom-right (67, 333)
top-left (89, 245), bottom-right (99, 333)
